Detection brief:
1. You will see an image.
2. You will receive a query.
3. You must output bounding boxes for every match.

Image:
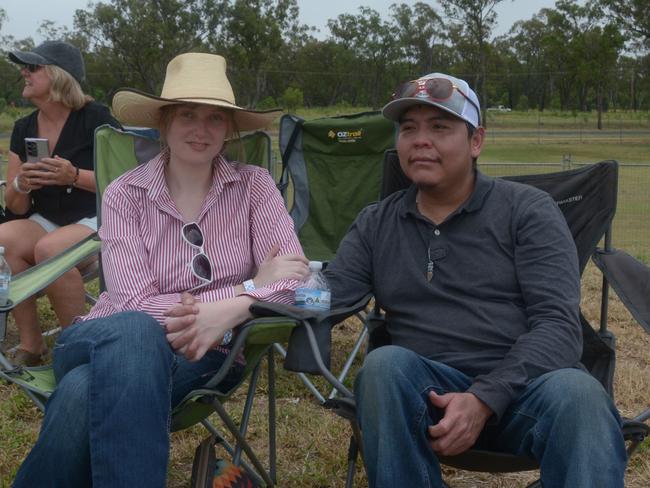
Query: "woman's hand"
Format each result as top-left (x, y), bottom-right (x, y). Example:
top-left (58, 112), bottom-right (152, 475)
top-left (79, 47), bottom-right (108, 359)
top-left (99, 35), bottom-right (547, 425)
top-left (14, 162), bottom-right (43, 191)
top-left (253, 244), bottom-right (309, 288)
top-left (163, 292), bottom-right (200, 333)
top-left (24, 156), bottom-right (77, 188)
top-left (164, 293), bottom-right (255, 361)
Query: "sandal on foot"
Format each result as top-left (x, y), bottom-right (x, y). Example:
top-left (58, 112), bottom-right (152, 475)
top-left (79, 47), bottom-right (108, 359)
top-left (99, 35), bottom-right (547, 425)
top-left (12, 348), bottom-right (47, 367)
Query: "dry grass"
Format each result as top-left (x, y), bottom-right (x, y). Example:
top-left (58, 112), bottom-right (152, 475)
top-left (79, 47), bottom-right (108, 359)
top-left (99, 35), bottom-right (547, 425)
top-left (4, 263), bottom-right (646, 487)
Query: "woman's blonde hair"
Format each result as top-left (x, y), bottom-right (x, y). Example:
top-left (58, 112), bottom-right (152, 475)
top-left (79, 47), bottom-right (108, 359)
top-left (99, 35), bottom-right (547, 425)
top-left (44, 65), bottom-right (92, 110)
top-left (158, 103), bottom-right (242, 158)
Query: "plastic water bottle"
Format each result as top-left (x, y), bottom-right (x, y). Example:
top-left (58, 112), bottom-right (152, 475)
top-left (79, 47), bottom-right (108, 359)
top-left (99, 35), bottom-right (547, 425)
top-left (295, 261), bottom-right (331, 311)
top-left (0, 246), bottom-right (11, 307)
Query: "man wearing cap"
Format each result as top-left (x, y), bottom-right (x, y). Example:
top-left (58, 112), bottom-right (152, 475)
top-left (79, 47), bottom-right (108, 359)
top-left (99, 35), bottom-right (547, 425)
top-left (324, 73), bottom-right (626, 487)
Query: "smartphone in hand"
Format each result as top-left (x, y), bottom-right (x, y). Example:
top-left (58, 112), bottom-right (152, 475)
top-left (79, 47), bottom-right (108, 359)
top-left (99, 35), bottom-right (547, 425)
top-left (24, 138), bottom-right (50, 163)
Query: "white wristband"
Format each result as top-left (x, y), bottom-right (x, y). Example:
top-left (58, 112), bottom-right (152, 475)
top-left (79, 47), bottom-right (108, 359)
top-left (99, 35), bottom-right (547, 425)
top-left (12, 177), bottom-right (31, 194)
top-left (242, 279), bottom-right (256, 292)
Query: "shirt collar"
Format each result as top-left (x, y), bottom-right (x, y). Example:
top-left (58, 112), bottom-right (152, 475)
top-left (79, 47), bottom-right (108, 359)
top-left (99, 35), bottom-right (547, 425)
top-left (400, 170), bottom-right (495, 219)
top-left (129, 152), bottom-right (242, 204)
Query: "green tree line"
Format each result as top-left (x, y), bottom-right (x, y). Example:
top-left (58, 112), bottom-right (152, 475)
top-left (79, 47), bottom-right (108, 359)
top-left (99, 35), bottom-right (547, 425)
top-left (0, 0), bottom-right (649, 126)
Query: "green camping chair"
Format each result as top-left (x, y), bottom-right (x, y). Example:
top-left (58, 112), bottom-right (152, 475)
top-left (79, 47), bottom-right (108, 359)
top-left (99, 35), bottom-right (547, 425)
top-left (0, 125), bottom-right (291, 486)
top-left (279, 111), bottom-right (394, 260)
top-left (276, 111), bottom-right (394, 402)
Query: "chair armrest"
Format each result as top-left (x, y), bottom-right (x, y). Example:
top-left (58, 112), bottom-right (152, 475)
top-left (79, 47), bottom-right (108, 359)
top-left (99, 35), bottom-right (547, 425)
top-left (250, 295), bottom-right (371, 326)
top-left (592, 248), bottom-right (650, 335)
top-left (250, 294), bottom-right (372, 396)
top-left (0, 233), bottom-right (101, 312)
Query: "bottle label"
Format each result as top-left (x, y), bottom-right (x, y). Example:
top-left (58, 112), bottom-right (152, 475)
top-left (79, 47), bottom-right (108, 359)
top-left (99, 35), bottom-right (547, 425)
top-left (295, 288), bottom-right (331, 311)
top-left (0, 277), bottom-right (9, 290)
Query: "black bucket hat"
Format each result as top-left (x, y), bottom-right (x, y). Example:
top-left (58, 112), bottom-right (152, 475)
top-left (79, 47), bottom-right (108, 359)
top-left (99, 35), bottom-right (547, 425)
top-left (9, 41), bottom-right (85, 84)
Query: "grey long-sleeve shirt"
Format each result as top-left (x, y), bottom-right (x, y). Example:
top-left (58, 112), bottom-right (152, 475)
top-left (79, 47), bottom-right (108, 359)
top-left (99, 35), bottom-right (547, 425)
top-left (325, 171), bottom-right (582, 420)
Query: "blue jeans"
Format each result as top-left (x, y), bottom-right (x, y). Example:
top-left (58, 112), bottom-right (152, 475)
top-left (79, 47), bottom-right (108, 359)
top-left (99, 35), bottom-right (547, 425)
top-left (12, 311), bottom-right (244, 488)
top-left (355, 345), bottom-right (627, 488)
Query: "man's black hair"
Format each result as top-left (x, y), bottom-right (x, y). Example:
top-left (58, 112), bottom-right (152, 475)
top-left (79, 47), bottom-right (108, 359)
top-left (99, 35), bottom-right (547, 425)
top-left (467, 122), bottom-right (478, 170)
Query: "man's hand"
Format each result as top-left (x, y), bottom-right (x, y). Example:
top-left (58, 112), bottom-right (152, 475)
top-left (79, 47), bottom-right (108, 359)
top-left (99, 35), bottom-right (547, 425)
top-left (427, 391), bottom-right (493, 456)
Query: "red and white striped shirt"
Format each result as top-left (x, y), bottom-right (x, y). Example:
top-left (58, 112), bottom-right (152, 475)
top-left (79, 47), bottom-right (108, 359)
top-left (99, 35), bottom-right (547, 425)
top-left (81, 152), bottom-right (303, 325)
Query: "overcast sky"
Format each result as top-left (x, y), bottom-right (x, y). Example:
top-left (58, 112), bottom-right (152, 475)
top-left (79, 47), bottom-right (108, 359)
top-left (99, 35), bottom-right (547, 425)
top-left (2, 0), bottom-right (559, 43)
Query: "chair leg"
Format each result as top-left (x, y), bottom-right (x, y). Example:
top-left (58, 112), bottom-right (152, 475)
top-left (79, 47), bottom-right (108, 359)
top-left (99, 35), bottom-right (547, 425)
top-left (199, 418), bottom-right (262, 484)
top-left (329, 325), bottom-right (368, 400)
top-left (268, 348), bottom-right (277, 485)
top-left (345, 435), bottom-right (358, 488)
top-left (273, 342), bottom-right (326, 403)
top-left (233, 359), bottom-right (263, 466)
top-left (0, 350), bottom-right (48, 411)
top-left (210, 397), bottom-right (274, 487)
top-left (0, 311), bottom-right (7, 342)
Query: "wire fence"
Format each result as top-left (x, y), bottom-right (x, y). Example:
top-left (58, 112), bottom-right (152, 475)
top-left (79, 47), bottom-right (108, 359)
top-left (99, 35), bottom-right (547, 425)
top-left (2, 153), bottom-right (648, 260)
top-left (479, 161), bottom-right (650, 261)
top-left (486, 129), bottom-right (650, 145)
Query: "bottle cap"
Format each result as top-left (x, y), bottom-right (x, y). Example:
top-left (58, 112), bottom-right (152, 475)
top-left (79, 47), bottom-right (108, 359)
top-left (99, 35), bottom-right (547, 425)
top-left (0, 246), bottom-right (4, 254)
top-left (308, 261), bottom-right (323, 271)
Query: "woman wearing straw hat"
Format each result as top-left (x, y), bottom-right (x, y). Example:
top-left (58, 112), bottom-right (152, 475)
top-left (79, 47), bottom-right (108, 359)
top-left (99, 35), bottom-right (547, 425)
top-left (1, 40), bottom-right (120, 366)
top-left (13, 52), bottom-right (308, 487)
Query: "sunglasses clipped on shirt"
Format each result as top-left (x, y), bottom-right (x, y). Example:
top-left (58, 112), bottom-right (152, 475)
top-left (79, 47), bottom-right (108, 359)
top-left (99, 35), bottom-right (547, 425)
top-left (391, 77), bottom-right (481, 124)
top-left (181, 222), bottom-right (234, 346)
top-left (181, 222), bottom-right (214, 289)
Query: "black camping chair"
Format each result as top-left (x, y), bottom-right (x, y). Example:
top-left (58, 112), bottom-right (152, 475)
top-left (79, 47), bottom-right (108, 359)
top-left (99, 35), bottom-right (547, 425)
top-left (592, 247), bottom-right (650, 454)
top-left (251, 153), bottom-right (649, 487)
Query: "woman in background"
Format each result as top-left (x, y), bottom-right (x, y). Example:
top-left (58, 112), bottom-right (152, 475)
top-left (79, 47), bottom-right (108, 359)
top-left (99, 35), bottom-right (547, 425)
top-left (0, 40), bottom-right (119, 366)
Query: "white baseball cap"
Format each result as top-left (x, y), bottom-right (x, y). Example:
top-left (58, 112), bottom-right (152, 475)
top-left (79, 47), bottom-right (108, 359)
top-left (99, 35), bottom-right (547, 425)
top-left (382, 72), bottom-right (481, 128)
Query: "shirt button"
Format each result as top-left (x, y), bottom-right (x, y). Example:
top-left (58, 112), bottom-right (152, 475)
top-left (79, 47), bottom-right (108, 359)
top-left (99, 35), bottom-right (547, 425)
top-left (434, 229), bottom-right (441, 236)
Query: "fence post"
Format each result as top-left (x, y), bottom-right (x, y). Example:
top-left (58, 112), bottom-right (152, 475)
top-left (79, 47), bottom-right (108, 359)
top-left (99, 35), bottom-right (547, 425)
top-left (619, 118), bottom-right (623, 144)
top-left (562, 154), bottom-right (572, 170)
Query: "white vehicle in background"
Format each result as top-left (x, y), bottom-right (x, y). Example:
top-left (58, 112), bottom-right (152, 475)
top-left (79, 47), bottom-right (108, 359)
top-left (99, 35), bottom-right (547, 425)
top-left (487, 105), bottom-right (512, 112)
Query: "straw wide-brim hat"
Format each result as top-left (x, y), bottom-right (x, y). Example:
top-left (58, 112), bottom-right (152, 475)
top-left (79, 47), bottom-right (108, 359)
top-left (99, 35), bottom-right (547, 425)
top-left (111, 53), bottom-right (281, 133)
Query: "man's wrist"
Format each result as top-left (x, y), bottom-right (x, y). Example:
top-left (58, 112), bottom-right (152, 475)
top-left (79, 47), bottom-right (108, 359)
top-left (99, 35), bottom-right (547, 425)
top-left (469, 392), bottom-right (494, 421)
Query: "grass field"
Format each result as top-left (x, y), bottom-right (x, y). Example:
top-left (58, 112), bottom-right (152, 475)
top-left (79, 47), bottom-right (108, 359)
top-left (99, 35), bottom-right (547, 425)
top-left (1, 108), bottom-right (649, 486)
top-left (1, 265), bottom-right (649, 487)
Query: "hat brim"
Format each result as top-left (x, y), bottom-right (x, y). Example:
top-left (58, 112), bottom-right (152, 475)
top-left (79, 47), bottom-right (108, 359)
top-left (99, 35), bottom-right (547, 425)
top-left (9, 51), bottom-right (51, 66)
top-left (382, 98), bottom-right (478, 128)
top-left (111, 88), bottom-right (281, 133)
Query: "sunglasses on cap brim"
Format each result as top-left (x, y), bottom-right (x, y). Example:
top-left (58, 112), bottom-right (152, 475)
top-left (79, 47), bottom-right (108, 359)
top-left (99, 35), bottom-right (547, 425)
top-left (392, 77), bottom-right (481, 124)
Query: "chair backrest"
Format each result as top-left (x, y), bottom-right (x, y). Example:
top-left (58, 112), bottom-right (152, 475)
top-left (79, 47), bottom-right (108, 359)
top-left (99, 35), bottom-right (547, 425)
top-left (279, 112), bottom-right (394, 261)
top-left (94, 126), bottom-right (160, 222)
top-left (381, 150), bottom-right (619, 393)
